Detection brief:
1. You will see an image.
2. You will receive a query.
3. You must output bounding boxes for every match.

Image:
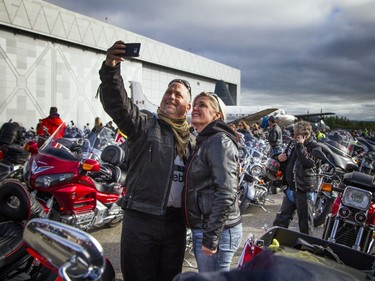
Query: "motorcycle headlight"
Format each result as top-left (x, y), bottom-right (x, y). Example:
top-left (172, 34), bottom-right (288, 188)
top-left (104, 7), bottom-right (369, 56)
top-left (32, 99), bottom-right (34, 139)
top-left (342, 186), bottom-right (372, 211)
top-left (250, 164), bottom-right (264, 177)
top-left (320, 163), bottom-right (331, 172)
top-left (35, 173), bottom-right (74, 188)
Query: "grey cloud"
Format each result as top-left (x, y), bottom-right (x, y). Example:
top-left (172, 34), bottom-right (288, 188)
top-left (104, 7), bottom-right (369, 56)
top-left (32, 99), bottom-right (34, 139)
top-left (44, 0), bottom-right (375, 121)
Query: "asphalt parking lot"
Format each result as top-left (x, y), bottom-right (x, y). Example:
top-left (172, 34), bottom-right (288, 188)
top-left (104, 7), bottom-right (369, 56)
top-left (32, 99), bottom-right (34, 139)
top-left (90, 191), bottom-right (325, 280)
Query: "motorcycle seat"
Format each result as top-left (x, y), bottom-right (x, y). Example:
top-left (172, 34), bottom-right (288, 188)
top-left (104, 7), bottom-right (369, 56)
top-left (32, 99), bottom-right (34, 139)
top-left (0, 221), bottom-right (27, 268)
top-left (101, 145), bottom-right (125, 166)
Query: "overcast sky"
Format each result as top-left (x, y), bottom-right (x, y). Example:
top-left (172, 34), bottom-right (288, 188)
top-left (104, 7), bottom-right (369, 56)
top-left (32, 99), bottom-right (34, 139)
top-left (44, 0), bottom-right (375, 121)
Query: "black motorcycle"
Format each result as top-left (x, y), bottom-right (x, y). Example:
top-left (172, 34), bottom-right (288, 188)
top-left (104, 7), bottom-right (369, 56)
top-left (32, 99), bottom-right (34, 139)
top-left (312, 130), bottom-right (358, 226)
top-left (0, 180), bottom-right (50, 280)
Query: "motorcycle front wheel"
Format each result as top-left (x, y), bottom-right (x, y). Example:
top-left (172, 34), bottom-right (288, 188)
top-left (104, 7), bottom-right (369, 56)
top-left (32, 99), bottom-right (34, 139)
top-left (239, 198), bottom-right (251, 214)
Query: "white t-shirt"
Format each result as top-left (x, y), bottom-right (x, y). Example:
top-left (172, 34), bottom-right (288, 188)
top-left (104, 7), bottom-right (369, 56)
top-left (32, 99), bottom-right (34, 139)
top-left (168, 155), bottom-right (184, 208)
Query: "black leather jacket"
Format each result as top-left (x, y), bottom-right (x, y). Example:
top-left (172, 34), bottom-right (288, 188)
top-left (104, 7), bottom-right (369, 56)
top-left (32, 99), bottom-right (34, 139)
top-left (182, 120), bottom-right (242, 250)
top-left (99, 62), bottom-right (194, 216)
top-left (294, 137), bottom-right (320, 192)
top-left (267, 123), bottom-right (282, 148)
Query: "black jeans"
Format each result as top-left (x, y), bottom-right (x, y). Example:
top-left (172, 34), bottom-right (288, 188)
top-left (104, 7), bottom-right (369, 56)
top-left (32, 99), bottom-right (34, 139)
top-left (121, 208), bottom-right (186, 281)
top-left (273, 190), bottom-right (314, 235)
top-left (273, 192), bottom-right (296, 229)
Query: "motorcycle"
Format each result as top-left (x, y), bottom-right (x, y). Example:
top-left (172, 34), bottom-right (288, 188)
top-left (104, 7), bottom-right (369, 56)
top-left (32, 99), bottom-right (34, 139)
top-left (0, 144), bottom-right (29, 181)
top-left (0, 180), bottom-right (54, 280)
top-left (321, 168), bottom-right (375, 253)
top-left (19, 123), bottom-right (126, 231)
top-left (356, 137), bottom-right (375, 175)
top-left (312, 146), bottom-right (375, 254)
top-left (0, 120), bottom-right (30, 182)
top-left (23, 218), bottom-right (115, 281)
top-left (238, 136), bottom-right (272, 214)
top-left (312, 129), bottom-right (358, 226)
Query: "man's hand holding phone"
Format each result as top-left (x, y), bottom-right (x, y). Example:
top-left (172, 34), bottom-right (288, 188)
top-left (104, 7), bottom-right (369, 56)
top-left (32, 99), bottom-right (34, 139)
top-left (105, 41), bottom-right (141, 67)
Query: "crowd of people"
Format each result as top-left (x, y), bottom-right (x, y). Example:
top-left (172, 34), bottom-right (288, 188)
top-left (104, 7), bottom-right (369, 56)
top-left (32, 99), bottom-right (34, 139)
top-left (3, 40), bottom-right (372, 281)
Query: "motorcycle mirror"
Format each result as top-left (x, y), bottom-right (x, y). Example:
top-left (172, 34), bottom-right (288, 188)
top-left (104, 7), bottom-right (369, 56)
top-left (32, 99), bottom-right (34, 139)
top-left (23, 218), bottom-right (105, 281)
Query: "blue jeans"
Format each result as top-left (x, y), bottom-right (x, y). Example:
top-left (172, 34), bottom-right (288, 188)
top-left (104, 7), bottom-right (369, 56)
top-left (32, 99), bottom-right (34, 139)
top-left (192, 224), bottom-right (243, 272)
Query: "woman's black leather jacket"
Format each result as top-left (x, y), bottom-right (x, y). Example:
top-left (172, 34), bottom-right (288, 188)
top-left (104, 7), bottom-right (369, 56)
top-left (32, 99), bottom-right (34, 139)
top-left (182, 120), bottom-right (242, 250)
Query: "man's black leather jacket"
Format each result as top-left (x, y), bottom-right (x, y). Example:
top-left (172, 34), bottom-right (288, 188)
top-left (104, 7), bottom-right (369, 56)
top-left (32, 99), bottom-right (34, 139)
top-left (294, 137), bottom-right (320, 192)
top-left (182, 120), bottom-right (242, 250)
top-left (99, 62), bottom-right (194, 216)
top-left (267, 123), bottom-right (282, 148)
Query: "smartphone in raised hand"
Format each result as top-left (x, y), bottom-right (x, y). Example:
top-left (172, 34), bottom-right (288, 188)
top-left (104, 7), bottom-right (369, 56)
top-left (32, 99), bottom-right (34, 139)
top-left (121, 43), bottom-right (141, 57)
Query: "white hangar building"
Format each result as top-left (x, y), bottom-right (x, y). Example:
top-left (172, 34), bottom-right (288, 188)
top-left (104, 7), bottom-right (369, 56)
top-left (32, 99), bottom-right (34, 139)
top-left (0, 0), bottom-right (240, 129)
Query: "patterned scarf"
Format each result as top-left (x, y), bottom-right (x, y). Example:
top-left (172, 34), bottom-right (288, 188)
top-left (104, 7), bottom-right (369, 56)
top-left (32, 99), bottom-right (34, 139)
top-left (157, 108), bottom-right (190, 158)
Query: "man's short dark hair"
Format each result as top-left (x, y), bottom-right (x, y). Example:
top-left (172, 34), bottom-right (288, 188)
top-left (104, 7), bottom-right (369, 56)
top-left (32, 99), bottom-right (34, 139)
top-left (50, 107), bottom-right (58, 114)
top-left (268, 116), bottom-right (276, 122)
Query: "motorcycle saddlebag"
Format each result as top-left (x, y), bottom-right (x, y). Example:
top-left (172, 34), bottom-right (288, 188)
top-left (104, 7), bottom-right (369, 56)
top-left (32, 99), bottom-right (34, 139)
top-left (3, 145), bottom-right (30, 164)
top-left (0, 122), bottom-right (22, 145)
top-left (101, 145), bottom-right (125, 166)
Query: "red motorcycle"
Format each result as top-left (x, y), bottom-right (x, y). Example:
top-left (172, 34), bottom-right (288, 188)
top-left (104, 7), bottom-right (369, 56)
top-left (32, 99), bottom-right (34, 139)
top-left (20, 123), bottom-right (126, 231)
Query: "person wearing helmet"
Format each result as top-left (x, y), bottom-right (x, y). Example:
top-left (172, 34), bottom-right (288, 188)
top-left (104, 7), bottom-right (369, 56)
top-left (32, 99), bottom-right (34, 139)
top-left (273, 121), bottom-right (321, 235)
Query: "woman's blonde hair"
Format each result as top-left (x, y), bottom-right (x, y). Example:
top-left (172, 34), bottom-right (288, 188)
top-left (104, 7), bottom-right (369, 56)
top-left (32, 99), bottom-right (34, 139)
top-left (193, 92), bottom-right (226, 121)
top-left (94, 117), bottom-right (102, 127)
top-left (238, 121), bottom-right (250, 130)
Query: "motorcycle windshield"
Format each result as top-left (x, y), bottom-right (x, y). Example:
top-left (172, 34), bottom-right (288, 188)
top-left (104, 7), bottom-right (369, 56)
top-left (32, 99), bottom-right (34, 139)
top-left (93, 127), bottom-right (116, 150)
top-left (39, 123), bottom-right (80, 161)
top-left (247, 137), bottom-right (269, 158)
top-left (83, 127), bottom-right (116, 160)
top-left (326, 130), bottom-right (355, 157)
top-left (39, 124), bottom-right (116, 162)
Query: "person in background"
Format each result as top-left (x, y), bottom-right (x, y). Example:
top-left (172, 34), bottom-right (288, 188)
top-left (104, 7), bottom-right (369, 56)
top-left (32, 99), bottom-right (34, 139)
top-left (267, 115), bottom-right (283, 159)
top-left (272, 136), bottom-right (298, 230)
top-left (228, 123), bottom-right (237, 131)
top-left (237, 120), bottom-right (253, 144)
top-left (183, 92), bottom-right (242, 272)
top-left (273, 121), bottom-right (320, 235)
top-left (316, 129), bottom-right (326, 141)
top-left (105, 120), bottom-right (116, 131)
top-left (36, 106), bottom-right (64, 136)
top-left (98, 40), bottom-right (195, 281)
top-left (251, 123), bottom-right (261, 138)
top-left (91, 117), bottom-right (103, 134)
top-left (83, 123), bottom-right (91, 136)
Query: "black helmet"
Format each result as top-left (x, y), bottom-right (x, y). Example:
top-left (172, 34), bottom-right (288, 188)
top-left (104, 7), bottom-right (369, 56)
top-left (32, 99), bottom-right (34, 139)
top-left (265, 158), bottom-right (281, 181)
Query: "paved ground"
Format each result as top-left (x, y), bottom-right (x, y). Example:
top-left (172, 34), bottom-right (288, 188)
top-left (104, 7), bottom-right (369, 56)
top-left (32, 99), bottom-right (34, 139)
top-left (90, 191), bottom-right (325, 280)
